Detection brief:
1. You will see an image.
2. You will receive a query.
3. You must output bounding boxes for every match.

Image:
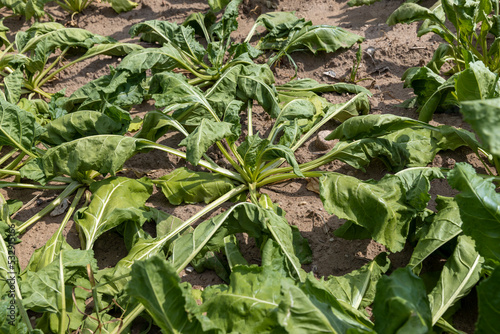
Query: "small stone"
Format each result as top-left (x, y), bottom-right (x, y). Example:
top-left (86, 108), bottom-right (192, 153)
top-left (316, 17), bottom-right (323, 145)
top-left (345, 254), bottom-right (349, 258)
top-left (185, 266), bottom-right (194, 273)
top-left (30, 316), bottom-right (36, 321)
top-left (298, 201), bottom-right (308, 206)
top-left (323, 70), bottom-right (336, 79)
top-left (329, 238), bottom-right (334, 242)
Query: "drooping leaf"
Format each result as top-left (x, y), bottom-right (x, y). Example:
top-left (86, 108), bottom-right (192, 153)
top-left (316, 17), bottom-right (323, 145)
top-left (460, 98), bottom-right (500, 159)
top-left (107, 0), bottom-right (137, 13)
top-left (21, 249), bottom-right (97, 313)
top-left (387, 3), bottom-right (443, 26)
top-left (39, 110), bottom-right (129, 146)
top-left (320, 173), bottom-right (417, 252)
top-left (409, 196), bottom-right (463, 268)
top-left (455, 61), bottom-right (500, 101)
top-left (74, 177), bottom-right (153, 250)
top-left (0, 99), bottom-right (38, 156)
top-left (126, 255), bottom-right (207, 333)
top-left (117, 45), bottom-right (188, 74)
top-left (448, 163), bottom-right (500, 262)
top-left (179, 118), bottom-right (234, 166)
top-left (3, 68), bottom-right (23, 104)
top-left (395, 167), bottom-right (445, 211)
top-left (277, 78), bottom-right (372, 96)
top-left (476, 265), bottom-right (500, 334)
top-left (259, 22), bottom-right (364, 56)
top-left (150, 71), bottom-right (217, 118)
top-left (428, 235), bottom-right (483, 325)
top-left (322, 252), bottom-right (390, 310)
top-left (156, 167), bottom-right (236, 205)
top-left (130, 20), bottom-right (206, 62)
top-left (373, 267), bottom-right (432, 334)
top-left (135, 111), bottom-right (188, 142)
top-left (20, 135), bottom-right (153, 183)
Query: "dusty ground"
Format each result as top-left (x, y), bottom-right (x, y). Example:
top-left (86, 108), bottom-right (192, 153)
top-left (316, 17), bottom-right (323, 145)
top-left (1, 0), bottom-right (485, 331)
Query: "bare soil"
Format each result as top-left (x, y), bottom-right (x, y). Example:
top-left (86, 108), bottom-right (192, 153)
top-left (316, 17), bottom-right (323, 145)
top-left (1, 0), bottom-right (486, 332)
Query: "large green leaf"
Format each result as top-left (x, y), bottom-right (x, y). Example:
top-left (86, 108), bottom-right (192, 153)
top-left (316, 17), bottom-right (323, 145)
top-left (65, 68), bottom-right (145, 111)
top-left (236, 64), bottom-right (280, 118)
top-left (327, 114), bottom-right (478, 168)
top-left (107, 0), bottom-right (137, 13)
top-left (117, 45), bottom-right (189, 74)
top-left (129, 20), bottom-right (205, 62)
top-left (395, 167), bottom-right (445, 211)
top-left (39, 110), bottom-right (129, 146)
top-left (21, 249), bottom-right (96, 313)
top-left (126, 255), bottom-right (207, 333)
top-left (455, 61), bottom-right (500, 101)
top-left (409, 196), bottom-right (463, 268)
top-left (157, 167), bottom-right (236, 205)
top-left (3, 68), bottom-right (23, 104)
top-left (373, 267), bottom-right (432, 334)
top-left (178, 118), bottom-right (233, 166)
top-left (277, 78), bottom-right (372, 96)
top-left (320, 173), bottom-right (416, 252)
top-left (448, 163), bottom-right (500, 262)
top-left (428, 235), bottom-right (483, 325)
top-left (135, 111), bottom-right (188, 142)
top-left (0, 99), bottom-right (37, 156)
top-left (322, 253), bottom-right (390, 310)
top-left (20, 135), bottom-right (152, 183)
top-left (74, 177), bottom-right (153, 250)
top-left (387, 3), bottom-right (443, 26)
top-left (202, 265), bottom-right (374, 333)
top-left (476, 265), bottom-right (500, 334)
top-left (150, 71), bottom-right (217, 117)
top-left (259, 22), bottom-right (363, 55)
top-left (460, 98), bottom-right (500, 159)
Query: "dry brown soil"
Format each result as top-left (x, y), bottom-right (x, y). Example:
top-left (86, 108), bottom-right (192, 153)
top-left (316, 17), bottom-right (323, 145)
top-left (1, 0), bottom-right (485, 331)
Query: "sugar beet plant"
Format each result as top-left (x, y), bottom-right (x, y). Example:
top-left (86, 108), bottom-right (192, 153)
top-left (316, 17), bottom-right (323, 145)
top-left (1, 0), bottom-right (500, 333)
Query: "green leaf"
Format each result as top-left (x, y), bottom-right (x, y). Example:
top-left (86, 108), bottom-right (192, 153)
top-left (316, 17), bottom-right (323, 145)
top-left (208, 0), bottom-right (230, 12)
top-left (126, 255), bottom-right (206, 333)
top-left (260, 23), bottom-right (364, 56)
top-left (277, 78), bottom-right (372, 96)
top-left (74, 177), bottom-right (153, 250)
top-left (129, 20), bottom-right (205, 62)
top-left (460, 98), bottom-right (500, 159)
top-left (348, 0), bottom-right (382, 6)
top-left (20, 135), bottom-right (152, 183)
top-left (21, 249), bottom-right (97, 313)
top-left (117, 45), bottom-right (187, 74)
top-left (237, 134), bottom-right (268, 169)
top-left (409, 196), bottom-right (463, 268)
top-left (202, 265), bottom-right (374, 333)
top-left (428, 235), bottom-right (483, 325)
top-left (178, 118), bottom-right (234, 166)
top-left (3, 68), bottom-right (23, 104)
top-left (65, 68), bottom-right (145, 111)
top-left (259, 143), bottom-right (304, 177)
top-left (150, 71), bottom-right (217, 117)
top-left (322, 253), bottom-right (390, 309)
top-left (387, 3), bottom-right (443, 26)
top-left (157, 167), bottom-right (236, 205)
top-left (320, 173), bottom-right (416, 252)
top-left (395, 167), bottom-right (445, 211)
top-left (373, 267), bottom-right (432, 334)
top-left (476, 265), bottom-right (500, 334)
top-left (107, 0), bottom-right (137, 13)
top-left (0, 99), bottom-right (37, 157)
top-left (236, 65), bottom-right (280, 118)
top-left (39, 110), bottom-right (129, 146)
top-left (135, 111), bottom-right (188, 142)
top-left (455, 61), bottom-right (500, 101)
top-left (448, 163), bottom-right (500, 262)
